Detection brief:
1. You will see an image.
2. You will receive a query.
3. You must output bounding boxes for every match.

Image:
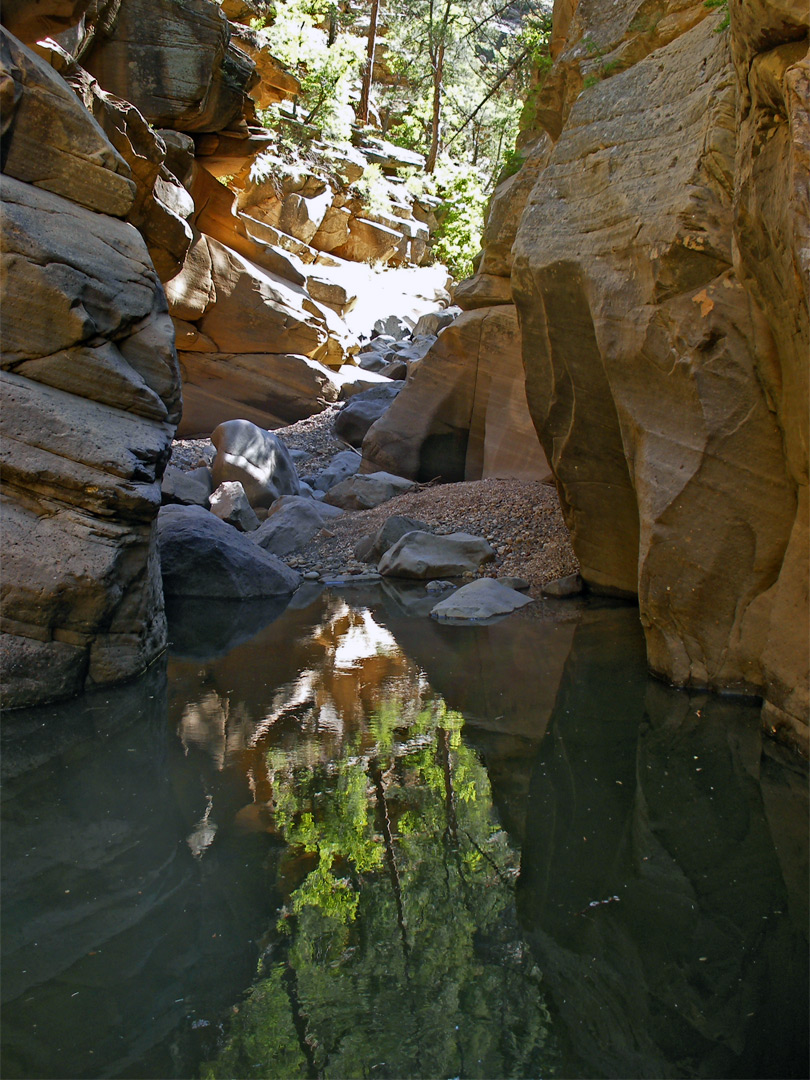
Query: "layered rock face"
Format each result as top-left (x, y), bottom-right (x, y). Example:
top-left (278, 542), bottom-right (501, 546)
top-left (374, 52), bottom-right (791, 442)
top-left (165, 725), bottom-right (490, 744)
top-left (0, 22), bottom-right (181, 706)
top-left (509, 0), bottom-right (809, 748)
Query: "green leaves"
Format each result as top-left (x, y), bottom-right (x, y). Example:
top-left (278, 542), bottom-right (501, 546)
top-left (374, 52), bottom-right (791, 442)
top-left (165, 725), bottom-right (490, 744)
top-left (704, 0), bottom-right (730, 31)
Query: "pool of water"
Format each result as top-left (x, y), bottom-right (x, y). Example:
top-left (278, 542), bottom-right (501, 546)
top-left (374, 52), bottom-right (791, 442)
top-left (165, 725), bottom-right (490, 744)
top-left (2, 583), bottom-right (807, 1079)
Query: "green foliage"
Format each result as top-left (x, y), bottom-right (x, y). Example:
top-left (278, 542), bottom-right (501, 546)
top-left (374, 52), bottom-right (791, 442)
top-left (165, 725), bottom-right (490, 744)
top-left (255, 0), bottom-right (365, 140)
top-left (704, 0), bottom-right (730, 31)
top-left (430, 159), bottom-right (490, 280)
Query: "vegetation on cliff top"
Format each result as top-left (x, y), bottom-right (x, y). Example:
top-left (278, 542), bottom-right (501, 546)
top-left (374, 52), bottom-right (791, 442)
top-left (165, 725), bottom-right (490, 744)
top-left (232, 0), bottom-right (552, 277)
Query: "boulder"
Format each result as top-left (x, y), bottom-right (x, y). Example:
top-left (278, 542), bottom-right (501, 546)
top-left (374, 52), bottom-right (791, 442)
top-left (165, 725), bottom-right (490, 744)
top-left (412, 308), bottom-right (460, 337)
top-left (211, 419), bottom-right (300, 507)
top-left (379, 359), bottom-right (408, 380)
top-left (323, 471), bottom-right (415, 511)
top-left (209, 481), bottom-right (260, 532)
top-left (312, 450), bottom-right (362, 492)
top-left (334, 383), bottom-right (403, 447)
top-left (337, 368), bottom-right (400, 398)
top-left (251, 495), bottom-right (344, 556)
top-left (362, 306), bottom-right (551, 484)
top-left (353, 515), bottom-right (430, 564)
top-left (158, 504), bottom-right (300, 597)
top-left (430, 578), bottom-right (534, 620)
top-left (386, 335), bottom-right (437, 363)
top-left (81, 0), bottom-right (256, 133)
top-left (377, 531), bottom-right (496, 579)
top-left (161, 464), bottom-right (213, 507)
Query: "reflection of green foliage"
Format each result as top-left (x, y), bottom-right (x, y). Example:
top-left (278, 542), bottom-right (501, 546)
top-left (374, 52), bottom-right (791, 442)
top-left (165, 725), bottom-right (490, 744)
top-left (207, 694), bottom-right (558, 1079)
top-left (201, 965), bottom-right (307, 1080)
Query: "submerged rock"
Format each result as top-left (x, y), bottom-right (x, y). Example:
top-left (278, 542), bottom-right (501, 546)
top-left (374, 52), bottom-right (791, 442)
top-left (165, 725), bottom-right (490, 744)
top-left (158, 504), bottom-right (300, 598)
top-left (430, 578), bottom-right (534, 620)
top-left (542, 574), bottom-right (583, 599)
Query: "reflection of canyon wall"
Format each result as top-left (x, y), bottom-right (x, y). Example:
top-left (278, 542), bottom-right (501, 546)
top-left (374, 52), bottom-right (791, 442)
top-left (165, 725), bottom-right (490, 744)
top-left (1, 661), bottom-right (278, 1079)
top-left (496, 0), bottom-right (809, 749)
top-left (516, 605), bottom-right (809, 1079)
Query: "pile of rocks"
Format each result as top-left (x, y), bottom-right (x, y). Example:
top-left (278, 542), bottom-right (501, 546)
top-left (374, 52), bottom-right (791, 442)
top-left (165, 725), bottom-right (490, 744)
top-left (164, 413), bottom-right (579, 618)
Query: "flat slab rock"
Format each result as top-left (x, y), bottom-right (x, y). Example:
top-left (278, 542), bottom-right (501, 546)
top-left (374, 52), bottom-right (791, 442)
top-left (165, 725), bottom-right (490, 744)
top-left (430, 577), bottom-right (534, 621)
top-left (158, 504), bottom-right (301, 598)
top-left (377, 530), bottom-right (495, 579)
top-left (323, 471), bottom-right (415, 511)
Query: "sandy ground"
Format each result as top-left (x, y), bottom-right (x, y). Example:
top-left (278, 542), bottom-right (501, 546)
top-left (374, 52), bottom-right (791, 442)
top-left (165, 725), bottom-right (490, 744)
top-left (170, 405), bottom-right (578, 596)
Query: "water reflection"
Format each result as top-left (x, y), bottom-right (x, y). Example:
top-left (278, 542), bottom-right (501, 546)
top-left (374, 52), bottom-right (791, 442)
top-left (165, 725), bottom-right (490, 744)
top-left (204, 700), bottom-right (556, 1080)
top-left (1, 589), bottom-right (806, 1080)
top-left (517, 609), bottom-right (810, 1079)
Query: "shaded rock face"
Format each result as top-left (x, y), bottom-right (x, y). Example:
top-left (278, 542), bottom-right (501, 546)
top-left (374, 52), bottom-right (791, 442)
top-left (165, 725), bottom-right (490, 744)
top-left (0, 29), bottom-right (181, 707)
top-left (81, 0), bottom-right (256, 133)
top-left (510, 1), bottom-right (809, 746)
top-left (362, 306), bottom-right (551, 484)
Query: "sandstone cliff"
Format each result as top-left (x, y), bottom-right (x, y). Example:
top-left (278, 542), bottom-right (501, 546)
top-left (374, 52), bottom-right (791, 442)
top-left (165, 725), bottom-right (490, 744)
top-left (503, 0), bottom-right (808, 749)
top-left (1, 16), bottom-right (182, 706)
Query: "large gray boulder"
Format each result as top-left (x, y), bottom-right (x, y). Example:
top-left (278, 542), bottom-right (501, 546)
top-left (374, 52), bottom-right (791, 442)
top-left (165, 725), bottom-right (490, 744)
top-left (312, 449), bottom-right (362, 492)
top-left (211, 418), bottom-right (300, 507)
top-left (251, 495), bottom-right (343, 556)
top-left (430, 577), bottom-right (534, 620)
top-left (377, 531), bottom-right (496, 579)
top-left (333, 383), bottom-right (404, 448)
top-left (323, 471), bottom-right (415, 511)
top-left (161, 464), bottom-right (213, 508)
top-left (158, 504), bottom-right (300, 597)
top-left (354, 515), bottom-right (430, 564)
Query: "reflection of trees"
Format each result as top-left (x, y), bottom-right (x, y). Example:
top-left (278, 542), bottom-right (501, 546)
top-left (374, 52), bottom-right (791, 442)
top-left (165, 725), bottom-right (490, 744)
top-left (204, 698), bottom-right (557, 1080)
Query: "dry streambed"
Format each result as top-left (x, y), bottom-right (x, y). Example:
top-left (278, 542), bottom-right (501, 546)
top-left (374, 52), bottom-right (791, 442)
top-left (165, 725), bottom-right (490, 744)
top-left (170, 405), bottom-right (578, 597)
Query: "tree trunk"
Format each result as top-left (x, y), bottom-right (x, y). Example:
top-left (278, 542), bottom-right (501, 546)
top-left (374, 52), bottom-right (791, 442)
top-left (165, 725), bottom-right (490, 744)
top-left (357, 0), bottom-right (380, 126)
top-left (425, 33), bottom-right (445, 173)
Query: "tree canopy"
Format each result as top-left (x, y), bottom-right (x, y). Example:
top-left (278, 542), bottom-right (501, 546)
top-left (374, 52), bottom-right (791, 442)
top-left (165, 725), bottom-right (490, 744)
top-left (247, 0), bottom-right (552, 277)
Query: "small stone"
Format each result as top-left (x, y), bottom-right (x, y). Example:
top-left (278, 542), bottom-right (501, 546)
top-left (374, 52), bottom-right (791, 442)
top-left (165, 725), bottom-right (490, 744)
top-left (303, 571), bottom-right (321, 581)
top-left (541, 573), bottom-right (583, 598)
top-left (425, 580), bottom-right (455, 593)
top-left (497, 576), bottom-right (530, 592)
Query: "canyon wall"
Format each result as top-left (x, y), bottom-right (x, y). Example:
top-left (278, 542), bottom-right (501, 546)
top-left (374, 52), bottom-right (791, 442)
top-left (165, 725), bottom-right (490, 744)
top-left (0, 12), bottom-right (184, 707)
top-left (505, 0), bottom-right (808, 748)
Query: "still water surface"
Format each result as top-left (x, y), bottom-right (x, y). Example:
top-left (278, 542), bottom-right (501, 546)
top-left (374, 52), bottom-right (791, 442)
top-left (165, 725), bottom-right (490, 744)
top-left (2, 584), bottom-right (807, 1079)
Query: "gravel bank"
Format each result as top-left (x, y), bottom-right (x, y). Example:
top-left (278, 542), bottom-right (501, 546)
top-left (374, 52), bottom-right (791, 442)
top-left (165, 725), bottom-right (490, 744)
top-left (169, 407), bottom-right (578, 595)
